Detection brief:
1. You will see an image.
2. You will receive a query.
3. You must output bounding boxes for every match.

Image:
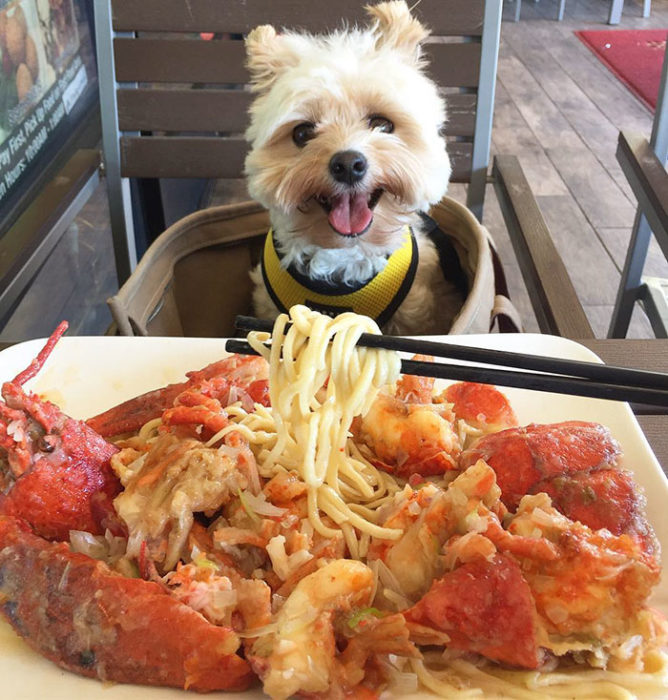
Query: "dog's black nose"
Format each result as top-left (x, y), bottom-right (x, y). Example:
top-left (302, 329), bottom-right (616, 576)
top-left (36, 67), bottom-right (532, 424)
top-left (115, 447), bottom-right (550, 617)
top-left (329, 150), bottom-right (368, 185)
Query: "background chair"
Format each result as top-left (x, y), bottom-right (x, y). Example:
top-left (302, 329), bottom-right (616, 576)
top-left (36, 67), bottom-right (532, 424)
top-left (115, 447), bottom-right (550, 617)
top-left (609, 48), bottom-right (668, 337)
top-left (511, 0), bottom-right (566, 23)
top-left (609, 0), bottom-right (651, 25)
top-left (511, 0), bottom-right (649, 23)
top-left (95, 0), bottom-right (593, 339)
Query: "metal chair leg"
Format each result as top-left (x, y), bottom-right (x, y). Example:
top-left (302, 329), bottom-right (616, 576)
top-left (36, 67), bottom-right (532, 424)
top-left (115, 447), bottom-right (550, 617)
top-left (608, 0), bottom-right (624, 24)
top-left (557, 0), bottom-right (566, 20)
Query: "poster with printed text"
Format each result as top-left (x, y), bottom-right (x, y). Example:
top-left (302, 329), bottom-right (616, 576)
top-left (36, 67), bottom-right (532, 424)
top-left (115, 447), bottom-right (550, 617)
top-left (0, 0), bottom-right (89, 203)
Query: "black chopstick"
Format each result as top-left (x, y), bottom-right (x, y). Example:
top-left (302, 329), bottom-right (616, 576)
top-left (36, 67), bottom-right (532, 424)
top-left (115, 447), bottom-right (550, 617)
top-left (224, 338), bottom-right (668, 407)
top-left (234, 315), bottom-right (668, 391)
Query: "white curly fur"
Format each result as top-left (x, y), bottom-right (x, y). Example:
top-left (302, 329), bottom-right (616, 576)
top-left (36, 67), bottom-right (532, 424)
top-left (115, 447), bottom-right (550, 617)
top-left (244, 1), bottom-right (463, 334)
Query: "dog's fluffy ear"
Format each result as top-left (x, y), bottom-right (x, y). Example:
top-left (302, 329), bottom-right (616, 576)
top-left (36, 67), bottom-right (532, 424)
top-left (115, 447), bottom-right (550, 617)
top-left (366, 1), bottom-right (429, 62)
top-left (245, 25), bottom-right (299, 92)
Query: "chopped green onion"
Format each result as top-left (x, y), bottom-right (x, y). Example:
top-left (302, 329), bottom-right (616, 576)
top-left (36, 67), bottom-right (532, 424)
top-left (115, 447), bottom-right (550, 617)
top-left (347, 607), bottom-right (383, 629)
top-left (193, 554), bottom-right (219, 571)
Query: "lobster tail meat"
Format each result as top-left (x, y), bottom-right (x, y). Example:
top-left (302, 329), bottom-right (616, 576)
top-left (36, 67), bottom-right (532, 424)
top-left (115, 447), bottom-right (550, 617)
top-left (404, 553), bottom-right (543, 669)
top-left (0, 515), bottom-right (252, 692)
top-left (86, 354), bottom-right (270, 438)
top-left (533, 468), bottom-right (659, 557)
top-left (460, 420), bottom-right (657, 556)
top-left (460, 421), bottom-right (623, 510)
top-left (0, 324), bottom-right (122, 540)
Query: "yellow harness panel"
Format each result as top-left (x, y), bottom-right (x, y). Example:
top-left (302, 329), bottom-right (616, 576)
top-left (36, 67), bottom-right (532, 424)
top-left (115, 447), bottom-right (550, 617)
top-left (261, 227), bottom-right (418, 322)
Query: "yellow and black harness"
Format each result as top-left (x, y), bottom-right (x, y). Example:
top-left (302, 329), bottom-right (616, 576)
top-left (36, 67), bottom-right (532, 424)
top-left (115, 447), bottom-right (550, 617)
top-left (261, 227), bottom-right (420, 325)
top-left (261, 217), bottom-right (470, 325)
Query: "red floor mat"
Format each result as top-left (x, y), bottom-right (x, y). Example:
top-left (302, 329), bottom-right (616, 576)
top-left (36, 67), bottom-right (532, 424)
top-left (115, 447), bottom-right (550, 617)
top-left (575, 29), bottom-right (667, 111)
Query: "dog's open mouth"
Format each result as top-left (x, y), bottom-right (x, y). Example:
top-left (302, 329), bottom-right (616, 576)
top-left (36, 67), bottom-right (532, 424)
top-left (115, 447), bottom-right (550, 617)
top-left (315, 189), bottom-right (383, 237)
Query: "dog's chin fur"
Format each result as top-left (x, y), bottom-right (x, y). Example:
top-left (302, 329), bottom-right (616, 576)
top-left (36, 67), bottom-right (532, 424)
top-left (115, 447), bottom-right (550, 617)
top-left (265, 198), bottom-right (414, 286)
top-left (244, 1), bottom-right (464, 335)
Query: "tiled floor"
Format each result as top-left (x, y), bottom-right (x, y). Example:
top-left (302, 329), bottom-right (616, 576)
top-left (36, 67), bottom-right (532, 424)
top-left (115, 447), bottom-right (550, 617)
top-left (2, 0), bottom-right (667, 342)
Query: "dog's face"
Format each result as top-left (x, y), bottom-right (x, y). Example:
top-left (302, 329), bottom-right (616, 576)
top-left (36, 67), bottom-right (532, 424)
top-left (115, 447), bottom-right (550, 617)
top-left (244, 1), bottom-right (451, 253)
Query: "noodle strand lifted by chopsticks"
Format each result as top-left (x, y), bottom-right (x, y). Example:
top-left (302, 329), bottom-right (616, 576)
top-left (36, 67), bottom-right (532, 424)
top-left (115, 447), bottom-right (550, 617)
top-left (244, 305), bottom-right (403, 545)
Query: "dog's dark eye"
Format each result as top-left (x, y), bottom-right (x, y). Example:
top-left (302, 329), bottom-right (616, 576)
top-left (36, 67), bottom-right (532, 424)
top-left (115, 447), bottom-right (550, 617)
top-left (368, 115), bottom-right (394, 133)
top-left (292, 122), bottom-right (316, 147)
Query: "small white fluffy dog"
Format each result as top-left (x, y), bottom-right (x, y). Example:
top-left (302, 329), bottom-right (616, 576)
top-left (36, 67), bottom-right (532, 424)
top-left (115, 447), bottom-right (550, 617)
top-left (244, 1), bottom-right (464, 334)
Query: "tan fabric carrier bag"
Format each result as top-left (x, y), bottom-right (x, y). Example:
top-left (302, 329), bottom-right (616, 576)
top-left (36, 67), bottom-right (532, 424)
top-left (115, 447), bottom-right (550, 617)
top-left (108, 197), bottom-right (521, 337)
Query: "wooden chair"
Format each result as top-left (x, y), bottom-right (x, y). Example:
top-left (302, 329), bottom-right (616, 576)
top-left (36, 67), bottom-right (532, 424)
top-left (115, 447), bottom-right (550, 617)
top-left (608, 133), bottom-right (668, 337)
top-left (95, 0), bottom-right (593, 339)
top-left (609, 51), bottom-right (668, 338)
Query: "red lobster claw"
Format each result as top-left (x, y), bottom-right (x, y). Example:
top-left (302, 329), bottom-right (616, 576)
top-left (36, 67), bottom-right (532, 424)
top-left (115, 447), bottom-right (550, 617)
top-left (0, 322), bottom-right (122, 541)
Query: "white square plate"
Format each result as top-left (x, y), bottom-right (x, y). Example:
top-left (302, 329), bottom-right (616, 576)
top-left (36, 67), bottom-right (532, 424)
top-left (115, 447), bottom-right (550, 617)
top-left (1, 334), bottom-right (667, 699)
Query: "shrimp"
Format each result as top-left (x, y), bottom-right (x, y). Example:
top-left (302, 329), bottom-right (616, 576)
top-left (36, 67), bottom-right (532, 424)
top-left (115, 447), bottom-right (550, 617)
top-left (535, 467), bottom-right (658, 555)
top-left (396, 364), bottom-right (518, 439)
top-left (248, 559), bottom-right (375, 699)
top-left (355, 373), bottom-right (517, 479)
top-left (404, 552), bottom-right (544, 668)
top-left (460, 421), bottom-right (622, 509)
top-left (351, 356), bottom-right (459, 478)
top-left (441, 380), bottom-right (518, 435)
top-left (502, 493), bottom-right (664, 669)
top-left (353, 391), bottom-right (460, 478)
top-left (395, 356), bottom-right (437, 403)
top-left (367, 460), bottom-right (506, 600)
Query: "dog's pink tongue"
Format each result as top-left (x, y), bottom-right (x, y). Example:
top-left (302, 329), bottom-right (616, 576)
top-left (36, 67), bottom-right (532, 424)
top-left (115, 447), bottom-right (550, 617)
top-left (328, 192), bottom-right (372, 235)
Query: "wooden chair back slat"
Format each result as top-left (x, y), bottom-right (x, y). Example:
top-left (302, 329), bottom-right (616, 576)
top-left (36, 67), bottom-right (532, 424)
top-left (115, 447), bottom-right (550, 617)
top-left (445, 93), bottom-right (477, 136)
top-left (119, 136), bottom-right (472, 181)
top-left (116, 89), bottom-right (476, 138)
top-left (448, 142), bottom-right (473, 183)
top-left (117, 89), bottom-right (253, 133)
top-left (120, 137), bottom-right (248, 179)
top-left (114, 38), bottom-right (248, 84)
top-left (111, 0), bottom-right (485, 36)
top-left (427, 43), bottom-right (482, 88)
top-left (113, 38), bottom-right (481, 89)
